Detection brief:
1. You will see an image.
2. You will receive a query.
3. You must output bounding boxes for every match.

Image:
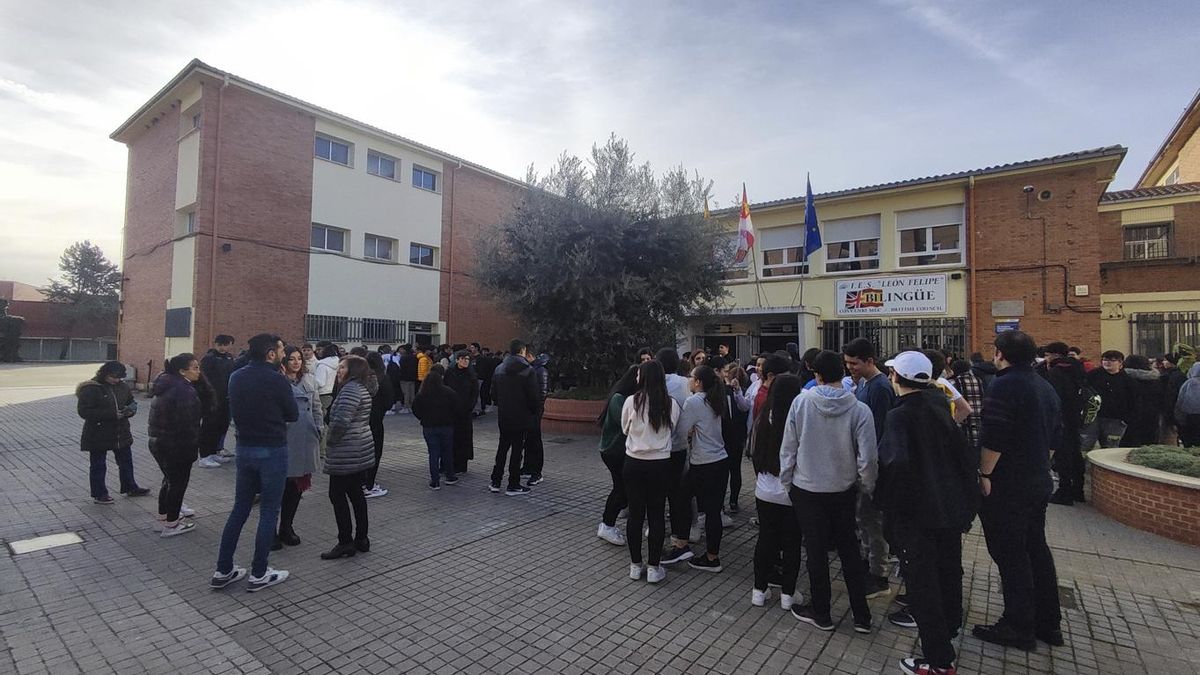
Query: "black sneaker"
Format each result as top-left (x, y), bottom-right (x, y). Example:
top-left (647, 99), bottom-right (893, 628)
top-left (889, 610), bottom-right (918, 628)
top-left (505, 485), bottom-right (531, 496)
top-left (519, 468), bottom-right (533, 477)
top-left (489, 482), bottom-right (501, 493)
top-left (972, 623), bottom-right (1036, 651)
top-left (430, 482), bottom-right (440, 491)
top-left (853, 618), bottom-right (872, 634)
top-left (527, 474), bottom-right (544, 486)
top-left (790, 604), bottom-right (834, 631)
top-left (895, 592), bottom-right (910, 607)
top-left (1048, 491), bottom-right (1074, 506)
top-left (688, 556), bottom-right (722, 573)
top-left (728, 502), bottom-right (739, 514)
top-left (1036, 627), bottom-right (1065, 647)
top-left (122, 486), bottom-right (151, 497)
top-left (865, 574), bottom-right (891, 599)
top-left (444, 476), bottom-right (459, 486)
top-left (661, 546), bottom-right (694, 565)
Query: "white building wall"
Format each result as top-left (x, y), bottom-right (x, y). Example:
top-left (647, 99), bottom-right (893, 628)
top-left (307, 119), bottom-right (445, 325)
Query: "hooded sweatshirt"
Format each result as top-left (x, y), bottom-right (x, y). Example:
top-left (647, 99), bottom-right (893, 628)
top-left (1176, 364), bottom-right (1200, 422)
top-left (313, 355), bottom-right (340, 396)
top-left (779, 385), bottom-right (878, 494)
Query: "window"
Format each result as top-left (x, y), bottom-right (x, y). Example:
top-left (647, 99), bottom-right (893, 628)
top-left (409, 243), bottom-right (436, 267)
top-left (191, 113), bottom-right (201, 130)
top-left (823, 214), bottom-right (880, 273)
top-left (186, 212), bottom-right (196, 234)
top-left (1165, 167), bottom-right (1180, 185)
top-left (367, 151), bottom-right (397, 180)
top-left (1123, 223), bottom-right (1171, 260)
top-left (364, 234), bottom-right (396, 261)
top-left (311, 224), bottom-right (347, 252)
top-left (315, 135), bottom-right (352, 166)
top-left (762, 247), bottom-right (809, 277)
top-left (897, 205), bottom-right (963, 267)
top-left (412, 165), bottom-right (438, 191)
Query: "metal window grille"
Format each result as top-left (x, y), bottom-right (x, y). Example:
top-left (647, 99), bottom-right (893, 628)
top-left (1129, 312), bottom-right (1200, 357)
top-left (821, 318), bottom-right (966, 358)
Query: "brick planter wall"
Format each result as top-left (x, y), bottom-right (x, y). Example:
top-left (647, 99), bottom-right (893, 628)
top-left (1088, 448), bottom-right (1200, 546)
top-left (542, 398), bottom-right (605, 436)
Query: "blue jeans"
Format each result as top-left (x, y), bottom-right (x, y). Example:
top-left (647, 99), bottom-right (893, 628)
top-left (89, 447), bottom-right (137, 498)
top-left (423, 426), bottom-right (455, 486)
top-left (216, 445), bottom-right (287, 578)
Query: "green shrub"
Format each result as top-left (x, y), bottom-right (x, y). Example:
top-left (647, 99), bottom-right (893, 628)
top-left (1126, 445), bottom-right (1200, 478)
top-left (548, 386), bottom-right (609, 401)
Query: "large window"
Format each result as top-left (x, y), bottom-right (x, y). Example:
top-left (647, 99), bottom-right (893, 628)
top-left (1123, 223), bottom-right (1171, 260)
top-left (824, 214), bottom-right (880, 273)
top-left (409, 243), bottom-right (436, 267)
top-left (315, 135), bottom-right (352, 166)
top-left (412, 165), bottom-right (438, 191)
top-left (364, 234), bottom-right (396, 261)
top-left (367, 151), bottom-right (397, 180)
top-left (897, 205), bottom-right (963, 267)
top-left (759, 225), bottom-right (808, 277)
top-left (311, 224), bottom-right (346, 252)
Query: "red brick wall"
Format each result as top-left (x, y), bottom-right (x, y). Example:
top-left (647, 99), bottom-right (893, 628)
top-left (1090, 463), bottom-right (1200, 546)
top-left (1099, 201), bottom-right (1200, 294)
top-left (192, 83), bottom-right (314, 350)
top-left (440, 164), bottom-right (525, 349)
top-left (970, 167), bottom-right (1105, 355)
top-left (118, 110), bottom-right (179, 384)
top-left (9, 301), bottom-right (116, 338)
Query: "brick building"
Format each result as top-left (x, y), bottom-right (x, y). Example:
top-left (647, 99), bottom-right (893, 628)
top-left (111, 60), bottom-right (523, 385)
top-left (1, 281), bottom-right (117, 361)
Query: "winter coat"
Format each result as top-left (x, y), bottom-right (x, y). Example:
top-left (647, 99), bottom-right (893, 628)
top-left (370, 373), bottom-right (396, 424)
top-left (1123, 368), bottom-right (1163, 446)
top-left (1041, 356), bottom-right (1087, 437)
top-left (147, 372), bottom-right (201, 462)
top-left (324, 379), bottom-right (375, 476)
top-left (970, 360), bottom-right (997, 392)
top-left (1086, 368), bottom-right (1136, 422)
top-left (490, 354), bottom-right (541, 432)
top-left (199, 349), bottom-right (236, 404)
top-left (399, 353), bottom-right (418, 382)
top-left (531, 354), bottom-right (551, 401)
top-left (1174, 364), bottom-right (1200, 423)
top-left (416, 353), bottom-right (433, 382)
top-left (76, 377), bottom-right (135, 451)
top-left (444, 365), bottom-right (479, 418)
top-left (286, 374), bottom-right (322, 477)
top-left (411, 383), bottom-right (459, 427)
top-left (313, 356), bottom-right (339, 396)
top-left (1162, 367), bottom-right (1188, 426)
top-left (876, 388), bottom-right (978, 530)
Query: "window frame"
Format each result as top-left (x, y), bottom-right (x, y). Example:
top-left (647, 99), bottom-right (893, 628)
top-left (186, 211), bottom-right (196, 234)
top-left (897, 221), bottom-right (964, 268)
top-left (314, 134), bottom-right (353, 167)
top-left (311, 223), bottom-right (348, 253)
top-left (824, 238), bottom-right (880, 274)
top-left (367, 150), bottom-right (398, 181)
top-left (363, 233), bottom-right (398, 262)
top-left (408, 242), bottom-right (437, 268)
top-left (760, 246), bottom-right (810, 278)
top-left (412, 165), bottom-right (439, 192)
top-left (1122, 222), bottom-right (1172, 261)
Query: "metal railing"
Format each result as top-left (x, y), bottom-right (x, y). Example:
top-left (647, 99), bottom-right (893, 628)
top-left (821, 318), bottom-right (967, 358)
top-left (304, 315), bottom-right (406, 344)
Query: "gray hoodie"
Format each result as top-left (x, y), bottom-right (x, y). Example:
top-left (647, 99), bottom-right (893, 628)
top-left (1175, 363), bottom-right (1200, 422)
top-left (779, 384), bottom-right (878, 494)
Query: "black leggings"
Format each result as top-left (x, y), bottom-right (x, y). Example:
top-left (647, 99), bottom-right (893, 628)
top-left (667, 451), bottom-right (690, 541)
top-left (600, 450), bottom-right (627, 527)
top-left (754, 498), bottom-right (802, 594)
top-left (687, 459), bottom-right (728, 555)
top-left (623, 456), bottom-right (673, 565)
top-left (365, 417), bottom-right (384, 488)
top-left (726, 439), bottom-right (745, 507)
top-left (329, 471), bottom-right (368, 544)
top-left (152, 450), bottom-right (192, 522)
top-left (279, 479), bottom-right (302, 536)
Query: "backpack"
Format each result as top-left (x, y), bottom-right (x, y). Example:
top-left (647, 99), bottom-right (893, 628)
top-left (1079, 384), bottom-right (1102, 426)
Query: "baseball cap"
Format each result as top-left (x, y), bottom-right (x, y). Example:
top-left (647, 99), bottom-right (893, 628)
top-left (884, 351), bottom-right (933, 382)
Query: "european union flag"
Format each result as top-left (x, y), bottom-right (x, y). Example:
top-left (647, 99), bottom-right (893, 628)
top-left (803, 175), bottom-right (822, 258)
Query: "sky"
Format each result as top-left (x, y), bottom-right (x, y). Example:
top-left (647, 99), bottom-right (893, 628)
top-left (2, 0), bottom-right (1199, 286)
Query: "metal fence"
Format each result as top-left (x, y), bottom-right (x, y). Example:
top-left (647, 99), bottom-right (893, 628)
top-left (1129, 312), bottom-right (1200, 357)
top-left (821, 318), bottom-right (967, 358)
top-left (304, 315), bottom-right (405, 344)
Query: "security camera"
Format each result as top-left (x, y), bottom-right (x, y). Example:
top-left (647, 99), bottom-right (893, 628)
top-left (1022, 185), bottom-right (1035, 193)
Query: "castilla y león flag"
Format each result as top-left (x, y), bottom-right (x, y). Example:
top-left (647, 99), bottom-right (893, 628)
top-left (734, 184), bottom-right (755, 264)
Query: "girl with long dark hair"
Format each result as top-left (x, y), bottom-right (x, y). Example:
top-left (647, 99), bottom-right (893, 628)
top-left (620, 361), bottom-right (681, 584)
top-left (277, 346), bottom-right (321, 548)
top-left (750, 373), bottom-right (804, 609)
top-left (321, 355), bottom-right (377, 559)
top-left (596, 365), bottom-right (639, 546)
top-left (722, 363), bottom-right (751, 513)
top-left (411, 365), bottom-right (461, 489)
top-left (671, 365), bottom-right (730, 572)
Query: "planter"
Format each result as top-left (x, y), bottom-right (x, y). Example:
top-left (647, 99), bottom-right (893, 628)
top-left (1088, 448), bottom-right (1200, 546)
top-left (542, 397), bottom-right (605, 436)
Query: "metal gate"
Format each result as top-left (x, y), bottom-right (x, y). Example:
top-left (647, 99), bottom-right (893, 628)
top-left (1129, 312), bottom-right (1200, 357)
top-left (821, 318), bottom-right (967, 358)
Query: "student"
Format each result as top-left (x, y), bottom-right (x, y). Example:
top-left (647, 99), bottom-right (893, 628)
top-left (362, 352), bottom-right (395, 499)
top-left (597, 365), bottom-right (639, 546)
top-left (148, 353), bottom-right (202, 537)
top-left (1176, 364), bottom-right (1200, 447)
top-left (312, 343), bottom-right (341, 415)
top-left (876, 352), bottom-right (978, 675)
top-left (656, 348), bottom-right (694, 563)
top-left (444, 350), bottom-right (480, 475)
top-left (780, 350), bottom-right (878, 634)
top-left (722, 363), bottom-right (751, 514)
top-left (320, 355), bottom-right (377, 560)
top-left (278, 346), bottom-right (321, 548)
top-left (489, 339), bottom-right (541, 496)
top-left (198, 335), bottom-right (237, 468)
top-left (622, 361), bottom-right (681, 584)
top-left (76, 362), bottom-right (149, 504)
top-left (750, 373), bottom-right (804, 610)
top-left (674, 365), bottom-right (730, 572)
top-left (411, 366), bottom-right (460, 490)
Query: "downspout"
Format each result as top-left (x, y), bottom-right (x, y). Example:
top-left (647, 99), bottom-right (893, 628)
top-left (206, 74), bottom-right (229, 348)
top-left (446, 161), bottom-right (462, 342)
top-left (968, 176), bottom-right (978, 350)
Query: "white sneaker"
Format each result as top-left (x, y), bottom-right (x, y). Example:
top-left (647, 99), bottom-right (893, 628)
top-left (781, 592), bottom-right (802, 611)
top-left (721, 512), bottom-right (734, 528)
top-left (598, 523), bottom-right (626, 546)
top-left (646, 565), bottom-right (666, 584)
top-left (218, 449), bottom-right (235, 458)
top-left (364, 485), bottom-right (388, 499)
top-left (179, 503), bottom-right (195, 518)
top-left (198, 456), bottom-right (222, 468)
top-left (752, 589), bottom-right (770, 607)
top-left (214, 454), bottom-right (233, 464)
top-left (629, 563), bottom-right (645, 580)
top-left (160, 521), bottom-right (196, 538)
top-left (246, 568), bottom-right (289, 593)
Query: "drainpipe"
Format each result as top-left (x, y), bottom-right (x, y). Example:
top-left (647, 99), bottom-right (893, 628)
top-left (206, 74), bottom-right (229, 349)
top-left (446, 161), bottom-right (462, 342)
top-left (968, 176), bottom-right (978, 350)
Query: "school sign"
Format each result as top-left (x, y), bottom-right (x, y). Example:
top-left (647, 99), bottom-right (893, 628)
top-left (836, 274), bottom-right (947, 316)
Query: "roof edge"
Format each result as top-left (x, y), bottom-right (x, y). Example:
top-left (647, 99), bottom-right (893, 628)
top-left (1135, 87), bottom-right (1200, 188)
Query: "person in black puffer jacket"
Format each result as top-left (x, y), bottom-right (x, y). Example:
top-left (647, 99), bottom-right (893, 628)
top-left (362, 352), bottom-right (396, 498)
top-left (444, 351), bottom-right (479, 476)
top-left (76, 361), bottom-right (148, 503)
top-left (148, 354), bottom-right (203, 536)
top-left (412, 365), bottom-right (461, 489)
top-left (1122, 355), bottom-right (1163, 447)
top-left (322, 355), bottom-right (377, 560)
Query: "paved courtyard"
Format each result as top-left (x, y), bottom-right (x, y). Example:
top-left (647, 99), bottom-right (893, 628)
top-left (1, 364), bottom-right (1198, 674)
